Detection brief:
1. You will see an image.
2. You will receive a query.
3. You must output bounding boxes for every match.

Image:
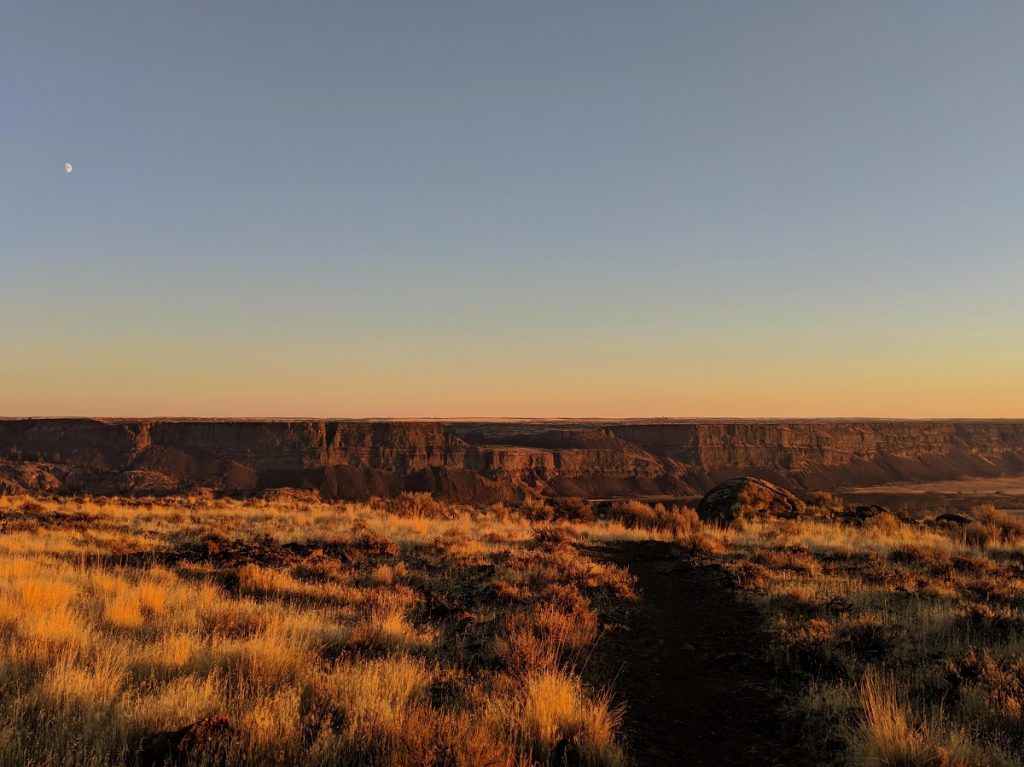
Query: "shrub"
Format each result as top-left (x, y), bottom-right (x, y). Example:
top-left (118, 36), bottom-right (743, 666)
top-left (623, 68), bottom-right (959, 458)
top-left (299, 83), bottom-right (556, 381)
top-left (602, 501), bottom-right (699, 533)
top-left (547, 497), bottom-right (595, 523)
top-left (516, 669), bottom-right (624, 767)
top-left (806, 491), bottom-right (845, 514)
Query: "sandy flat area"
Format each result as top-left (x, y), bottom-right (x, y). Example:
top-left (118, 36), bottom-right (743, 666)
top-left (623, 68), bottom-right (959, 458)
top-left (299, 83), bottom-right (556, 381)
top-left (844, 476), bottom-right (1024, 495)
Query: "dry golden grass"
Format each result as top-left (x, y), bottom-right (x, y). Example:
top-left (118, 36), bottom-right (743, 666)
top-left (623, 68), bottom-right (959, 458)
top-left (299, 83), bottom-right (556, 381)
top-left (6, 489), bottom-right (1019, 766)
top-left (516, 669), bottom-right (624, 766)
top-left (0, 493), bottom-right (639, 766)
top-left (710, 505), bottom-right (1024, 767)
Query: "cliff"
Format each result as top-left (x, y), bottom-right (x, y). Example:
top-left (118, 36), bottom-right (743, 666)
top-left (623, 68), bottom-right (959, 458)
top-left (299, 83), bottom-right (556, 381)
top-left (1, 419), bottom-right (1023, 501)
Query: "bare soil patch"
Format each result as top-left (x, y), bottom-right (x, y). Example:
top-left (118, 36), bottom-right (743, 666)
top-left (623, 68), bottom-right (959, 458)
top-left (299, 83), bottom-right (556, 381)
top-left (588, 541), bottom-right (811, 767)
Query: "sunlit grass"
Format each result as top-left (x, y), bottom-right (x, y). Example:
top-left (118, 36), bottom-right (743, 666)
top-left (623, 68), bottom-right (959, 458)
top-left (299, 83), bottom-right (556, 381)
top-left (718, 506), bottom-right (1024, 766)
top-left (0, 493), bottom-right (643, 766)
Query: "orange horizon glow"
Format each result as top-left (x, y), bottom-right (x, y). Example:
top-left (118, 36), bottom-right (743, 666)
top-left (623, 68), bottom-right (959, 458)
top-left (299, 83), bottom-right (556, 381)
top-left (5, 312), bottom-right (1022, 419)
top-left (4, 359), bottom-right (1022, 420)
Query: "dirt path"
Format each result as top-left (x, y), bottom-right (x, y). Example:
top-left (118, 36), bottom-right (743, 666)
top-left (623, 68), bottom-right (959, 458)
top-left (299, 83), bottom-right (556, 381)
top-left (588, 541), bottom-right (810, 767)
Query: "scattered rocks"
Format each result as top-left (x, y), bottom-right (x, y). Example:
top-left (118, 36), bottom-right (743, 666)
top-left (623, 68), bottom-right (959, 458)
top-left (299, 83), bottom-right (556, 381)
top-left (696, 477), bottom-right (806, 525)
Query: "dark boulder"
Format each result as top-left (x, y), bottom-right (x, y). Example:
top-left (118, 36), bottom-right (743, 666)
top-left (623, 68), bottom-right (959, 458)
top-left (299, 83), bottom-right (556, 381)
top-left (934, 512), bottom-right (973, 526)
top-left (854, 504), bottom-right (889, 517)
top-left (696, 477), bottom-right (806, 525)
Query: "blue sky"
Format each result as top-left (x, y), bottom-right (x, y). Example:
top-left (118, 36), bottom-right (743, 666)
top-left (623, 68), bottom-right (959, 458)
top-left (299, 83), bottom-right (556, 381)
top-left (2, 1), bottom-right (1022, 416)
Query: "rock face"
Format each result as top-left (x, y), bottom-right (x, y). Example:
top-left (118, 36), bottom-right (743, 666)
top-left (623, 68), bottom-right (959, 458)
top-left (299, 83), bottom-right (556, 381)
top-left (0, 419), bottom-right (1023, 501)
top-left (696, 477), bottom-right (806, 524)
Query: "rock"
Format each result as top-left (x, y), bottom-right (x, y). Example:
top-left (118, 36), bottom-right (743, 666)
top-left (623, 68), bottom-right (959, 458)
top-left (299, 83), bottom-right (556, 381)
top-left (137, 713), bottom-right (235, 767)
top-left (696, 477), bottom-right (806, 525)
top-left (852, 504), bottom-right (890, 519)
top-left (0, 462), bottom-right (63, 495)
top-left (934, 512), bottom-right (973, 525)
top-left (2, 418), bottom-right (1024, 503)
top-left (115, 470), bottom-right (178, 494)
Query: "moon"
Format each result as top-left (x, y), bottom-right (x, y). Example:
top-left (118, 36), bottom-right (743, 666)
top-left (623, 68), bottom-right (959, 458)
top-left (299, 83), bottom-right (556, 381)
top-left (65, 163), bottom-right (73, 174)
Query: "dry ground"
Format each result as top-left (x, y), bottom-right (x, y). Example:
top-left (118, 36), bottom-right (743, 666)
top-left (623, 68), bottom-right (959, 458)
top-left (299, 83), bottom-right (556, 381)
top-left (839, 477), bottom-right (1024, 515)
top-left (844, 478), bottom-right (1024, 496)
top-left (586, 540), bottom-right (808, 767)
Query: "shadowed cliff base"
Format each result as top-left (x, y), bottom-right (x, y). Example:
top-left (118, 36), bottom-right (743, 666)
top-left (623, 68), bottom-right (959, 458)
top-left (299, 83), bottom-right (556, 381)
top-left (2, 418), bottom-right (1024, 502)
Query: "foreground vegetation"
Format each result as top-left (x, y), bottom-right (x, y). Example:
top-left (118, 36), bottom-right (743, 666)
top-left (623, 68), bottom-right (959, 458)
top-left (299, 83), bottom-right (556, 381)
top-left (706, 502), bottom-right (1024, 767)
top-left (0, 493), bottom-right (682, 767)
top-left (1, 490), bottom-right (1023, 766)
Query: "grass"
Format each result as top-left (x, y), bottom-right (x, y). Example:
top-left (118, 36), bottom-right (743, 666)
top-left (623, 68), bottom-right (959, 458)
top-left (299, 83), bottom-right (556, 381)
top-left (4, 489), bottom-right (1022, 766)
top-left (0, 493), bottom-right (644, 767)
top-left (705, 503), bottom-right (1024, 767)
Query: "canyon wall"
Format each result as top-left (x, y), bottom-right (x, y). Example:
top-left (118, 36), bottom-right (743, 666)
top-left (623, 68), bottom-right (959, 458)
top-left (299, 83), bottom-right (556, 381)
top-left (1, 419), bottom-right (1023, 501)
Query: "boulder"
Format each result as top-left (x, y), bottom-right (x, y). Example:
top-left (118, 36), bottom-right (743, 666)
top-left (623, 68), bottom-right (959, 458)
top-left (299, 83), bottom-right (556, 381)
top-left (696, 477), bottom-right (806, 525)
top-left (934, 512), bottom-right (973, 526)
top-left (848, 504), bottom-right (890, 521)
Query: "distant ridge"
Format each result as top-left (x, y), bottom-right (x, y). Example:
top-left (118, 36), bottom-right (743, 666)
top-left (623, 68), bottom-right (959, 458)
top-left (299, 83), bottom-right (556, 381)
top-left (2, 418), bottom-right (1023, 500)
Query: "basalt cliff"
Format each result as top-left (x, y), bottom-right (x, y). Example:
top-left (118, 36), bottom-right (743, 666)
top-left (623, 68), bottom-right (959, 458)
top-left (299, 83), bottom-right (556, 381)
top-left (1, 419), bottom-right (1023, 501)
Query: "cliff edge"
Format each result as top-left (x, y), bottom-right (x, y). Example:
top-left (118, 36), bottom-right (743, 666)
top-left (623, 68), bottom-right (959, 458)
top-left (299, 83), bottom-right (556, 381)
top-left (1, 419), bottom-right (1023, 501)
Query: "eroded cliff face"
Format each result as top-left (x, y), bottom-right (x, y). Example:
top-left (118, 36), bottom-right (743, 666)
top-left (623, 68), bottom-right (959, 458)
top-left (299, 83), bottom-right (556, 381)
top-left (1, 419), bottom-right (1023, 500)
top-left (609, 422), bottom-right (1024, 491)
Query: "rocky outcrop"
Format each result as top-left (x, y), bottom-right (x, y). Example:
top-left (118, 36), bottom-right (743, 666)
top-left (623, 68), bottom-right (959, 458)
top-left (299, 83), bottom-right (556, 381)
top-left (0, 419), bottom-right (1023, 501)
top-left (696, 477), bottom-right (806, 525)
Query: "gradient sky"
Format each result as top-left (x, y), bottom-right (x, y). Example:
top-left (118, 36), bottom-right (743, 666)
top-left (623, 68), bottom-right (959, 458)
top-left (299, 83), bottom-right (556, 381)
top-left (2, 1), bottom-right (1023, 418)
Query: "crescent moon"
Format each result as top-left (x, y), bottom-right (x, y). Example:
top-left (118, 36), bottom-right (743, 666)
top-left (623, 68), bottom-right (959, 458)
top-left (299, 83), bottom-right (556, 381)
top-left (65, 163), bottom-right (73, 174)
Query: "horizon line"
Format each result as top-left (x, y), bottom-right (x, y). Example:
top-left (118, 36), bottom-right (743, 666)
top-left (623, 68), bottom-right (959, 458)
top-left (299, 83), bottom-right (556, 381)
top-left (4, 415), bottom-right (1024, 423)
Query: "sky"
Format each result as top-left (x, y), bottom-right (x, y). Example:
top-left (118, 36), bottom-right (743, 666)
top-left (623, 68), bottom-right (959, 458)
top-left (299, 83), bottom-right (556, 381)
top-left (2, 1), bottom-right (1023, 418)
